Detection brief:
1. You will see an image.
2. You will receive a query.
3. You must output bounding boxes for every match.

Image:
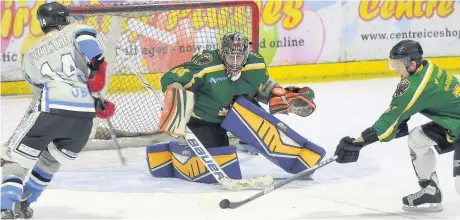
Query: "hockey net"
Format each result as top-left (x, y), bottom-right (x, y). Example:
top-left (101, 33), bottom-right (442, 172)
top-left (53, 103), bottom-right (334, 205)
top-left (3, 1), bottom-right (259, 151)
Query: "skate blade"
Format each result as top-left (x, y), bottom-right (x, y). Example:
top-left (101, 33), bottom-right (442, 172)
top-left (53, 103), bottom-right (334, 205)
top-left (402, 203), bottom-right (443, 212)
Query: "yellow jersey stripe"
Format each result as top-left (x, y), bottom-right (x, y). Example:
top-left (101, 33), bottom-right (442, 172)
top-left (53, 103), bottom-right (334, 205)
top-left (184, 64), bottom-right (225, 89)
top-left (183, 63), bottom-right (267, 89)
top-left (378, 61), bottom-right (435, 140)
top-left (242, 63), bottom-right (266, 71)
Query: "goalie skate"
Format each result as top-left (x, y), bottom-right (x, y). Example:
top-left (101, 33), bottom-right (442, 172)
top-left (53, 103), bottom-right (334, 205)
top-left (402, 173), bottom-right (443, 212)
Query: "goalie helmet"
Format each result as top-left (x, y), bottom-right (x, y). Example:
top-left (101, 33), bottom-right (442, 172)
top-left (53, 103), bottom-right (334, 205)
top-left (388, 40), bottom-right (424, 74)
top-left (219, 32), bottom-right (250, 80)
top-left (37, 2), bottom-right (72, 34)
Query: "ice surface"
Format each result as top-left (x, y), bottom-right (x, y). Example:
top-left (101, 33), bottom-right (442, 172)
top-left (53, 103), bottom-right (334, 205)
top-left (1, 78), bottom-right (459, 219)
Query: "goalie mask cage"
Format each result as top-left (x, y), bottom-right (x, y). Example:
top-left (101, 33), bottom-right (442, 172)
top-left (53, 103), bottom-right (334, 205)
top-left (64, 1), bottom-right (260, 150)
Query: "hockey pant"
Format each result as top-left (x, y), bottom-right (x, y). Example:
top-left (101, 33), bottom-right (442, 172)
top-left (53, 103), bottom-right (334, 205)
top-left (2, 112), bottom-right (92, 210)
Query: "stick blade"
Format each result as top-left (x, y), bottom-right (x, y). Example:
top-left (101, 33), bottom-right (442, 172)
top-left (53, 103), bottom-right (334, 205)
top-left (228, 200), bottom-right (247, 209)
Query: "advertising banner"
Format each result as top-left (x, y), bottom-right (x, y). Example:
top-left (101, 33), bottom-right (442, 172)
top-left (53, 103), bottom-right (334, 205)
top-left (1, 0), bottom-right (459, 82)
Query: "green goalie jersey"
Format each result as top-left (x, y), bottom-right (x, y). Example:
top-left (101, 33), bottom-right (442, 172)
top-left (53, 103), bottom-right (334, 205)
top-left (373, 60), bottom-right (460, 142)
top-left (160, 49), bottom-right (269, 123)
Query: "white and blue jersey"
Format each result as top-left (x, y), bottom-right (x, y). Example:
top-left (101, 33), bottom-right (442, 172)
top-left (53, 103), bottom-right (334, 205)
top-left (22, 24), bottom-right (104, 118)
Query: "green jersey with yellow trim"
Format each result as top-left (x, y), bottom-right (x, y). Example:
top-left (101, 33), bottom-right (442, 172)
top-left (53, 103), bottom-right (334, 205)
top-left (160, 49), bottom-right (268, 123)
top-left (373, 60), bottom-right (460, 142)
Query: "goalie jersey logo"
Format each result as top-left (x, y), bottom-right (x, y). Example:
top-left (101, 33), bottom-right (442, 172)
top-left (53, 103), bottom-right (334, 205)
top-left (193, 53), bottom-right (213, 65)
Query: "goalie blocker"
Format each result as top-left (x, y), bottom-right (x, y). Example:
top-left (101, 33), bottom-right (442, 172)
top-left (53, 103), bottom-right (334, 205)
top-left (146, 97), bottom-right (325, 183)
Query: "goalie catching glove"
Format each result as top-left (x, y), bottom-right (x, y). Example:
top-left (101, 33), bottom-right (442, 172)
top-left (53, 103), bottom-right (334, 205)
top-left (269, 85), bottom-right (316, 117)
top-left (159, 83), bottom-right (195, 137)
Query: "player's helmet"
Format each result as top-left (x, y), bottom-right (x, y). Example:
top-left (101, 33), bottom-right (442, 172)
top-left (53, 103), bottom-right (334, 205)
top-left (37, 2), bottom-right (72, 34)
top-left (388, 40), bottom-right (424, 74)
top-left (219, 32), bottom-right (250, 80)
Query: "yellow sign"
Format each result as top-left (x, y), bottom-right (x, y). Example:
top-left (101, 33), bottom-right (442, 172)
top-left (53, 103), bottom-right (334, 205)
top-left (359, 0), bottom-right (455, 21)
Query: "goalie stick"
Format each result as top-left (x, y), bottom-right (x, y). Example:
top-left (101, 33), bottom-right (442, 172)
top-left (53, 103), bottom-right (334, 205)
top-left (114, 46), bottom-right (273, 190)
top-left (219, 155), bottom-right (338, 209)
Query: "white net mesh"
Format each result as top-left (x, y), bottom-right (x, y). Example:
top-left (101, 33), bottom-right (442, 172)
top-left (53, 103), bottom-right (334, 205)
top-left (4, 1), bottom-right (259, 151)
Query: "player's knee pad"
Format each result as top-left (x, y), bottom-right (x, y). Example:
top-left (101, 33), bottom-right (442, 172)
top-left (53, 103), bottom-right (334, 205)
top-left (146, 141), bottom-right (241, 183)
top-left (35, 150), bottom-right (60, 174)
top-left (408, 126), bottom-right (437, 180)
top-left (408, 126), bottom-right (436, 154)
top-left (222, 97), bottom-right (326, 174)
top-left (1, 160), bottom-right (28, 180)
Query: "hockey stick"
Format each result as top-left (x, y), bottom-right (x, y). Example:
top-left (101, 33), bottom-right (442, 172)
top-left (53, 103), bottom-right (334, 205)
top-left (96, 93), bottom-right (127, 165)
top-left (93, 16), bottom-right (126, 165)
top-left (219, 155), bottom-right (337, 209)
top-left (115, 48), bottom-right (274, 190)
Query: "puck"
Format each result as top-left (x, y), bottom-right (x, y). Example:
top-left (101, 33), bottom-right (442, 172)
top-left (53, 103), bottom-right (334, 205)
top-left (219, 199), bottom-right (230, 209)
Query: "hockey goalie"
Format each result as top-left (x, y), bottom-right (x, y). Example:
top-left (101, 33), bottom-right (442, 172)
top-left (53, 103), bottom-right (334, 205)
top-left (145, 32), bottom-right (326, 184)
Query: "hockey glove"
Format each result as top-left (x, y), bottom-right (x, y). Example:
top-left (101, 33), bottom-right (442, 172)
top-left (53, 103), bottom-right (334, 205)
top-left (159, 86), bottom-right (194, 137)
top-left (269, 85), bottom-right (316, 117)
top-left (95, 98), bottom-right (115, 119)
top-left (395, 118), bottom-right (410, 139)
top-left (87, 55), bottom-right (107, 93)
top-left (334, 136), bottom-right (365, 163)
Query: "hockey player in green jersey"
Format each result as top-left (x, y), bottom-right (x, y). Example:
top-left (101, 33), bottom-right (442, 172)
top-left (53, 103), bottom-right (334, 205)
top-left (146, 33), bottom-right (326, 184)
top-left (334, 39), bottom-right (460, 212)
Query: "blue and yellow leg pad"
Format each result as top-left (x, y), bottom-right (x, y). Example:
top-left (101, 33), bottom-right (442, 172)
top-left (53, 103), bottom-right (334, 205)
top-left (146, 142), bottom-right (241, 183)
top-left (222, 97), bottom-right (326, 174)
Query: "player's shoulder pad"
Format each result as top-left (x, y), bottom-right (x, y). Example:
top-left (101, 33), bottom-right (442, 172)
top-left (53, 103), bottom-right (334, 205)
top-left (74, 24), bottom-right (97, 38)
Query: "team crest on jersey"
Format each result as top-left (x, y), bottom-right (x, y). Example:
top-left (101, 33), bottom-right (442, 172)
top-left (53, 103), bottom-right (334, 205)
top-left (193, 53), bottom-right (213, 65)
top-left (393, 79), bottom-right (410, 98)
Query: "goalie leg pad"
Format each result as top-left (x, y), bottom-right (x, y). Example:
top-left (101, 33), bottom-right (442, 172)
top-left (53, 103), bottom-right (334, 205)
top-left (146, 142), bottom-right (241, 183)
top-left (222, 97), bottom-right (326, 174)
top-left (146, 142), bottom-right (173, 178)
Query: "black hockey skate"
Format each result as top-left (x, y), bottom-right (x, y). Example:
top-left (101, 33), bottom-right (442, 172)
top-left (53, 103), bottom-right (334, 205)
top-left (402, 173), bottom-right (443, 212)
top-left (15, 201), bottom-right (33, 219)
top-left (15, 189), bottom-right (33, 219)
top-left (1, 209), bottom-right (15, 219)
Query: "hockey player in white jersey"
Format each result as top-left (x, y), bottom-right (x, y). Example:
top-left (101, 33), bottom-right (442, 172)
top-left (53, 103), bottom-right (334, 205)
top-left (1, 2), bottom-right (115, 219)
